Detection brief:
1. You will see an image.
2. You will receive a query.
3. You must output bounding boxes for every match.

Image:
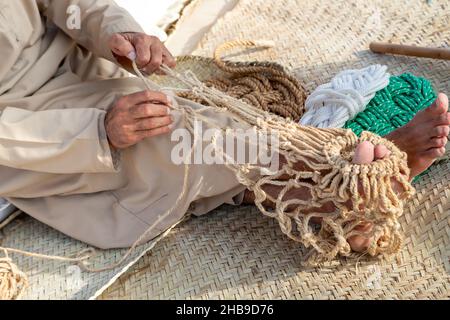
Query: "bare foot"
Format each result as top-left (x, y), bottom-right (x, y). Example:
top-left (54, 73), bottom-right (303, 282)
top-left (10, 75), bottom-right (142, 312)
top-left (243, 140), bottom-right (397, 252)
top-left (349, 94), bottom-right (450, 251)
top-left (385, 93), bottom-right (450, 178)
top-left (244, 93), bottom-right (450, 254)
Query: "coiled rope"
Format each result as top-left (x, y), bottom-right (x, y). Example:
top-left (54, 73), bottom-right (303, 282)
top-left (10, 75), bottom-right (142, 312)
top-left (179, 40), bottom-right (307, 121)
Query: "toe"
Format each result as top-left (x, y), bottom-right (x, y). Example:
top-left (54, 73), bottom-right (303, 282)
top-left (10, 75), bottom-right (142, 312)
top-left (432, 125), bottom-right (450, 138)
top-left (348, 236), bottom-right (371, 252)
top-left (424, 146), bottom-right (446, 159)
top-left (434, 112), bottom-right (450, 126)
top-left (438, 93), bottom-right (449, 113)
top-left (430, 136), bottom-right (448, 148)
top-left (353, 141), bottom-right (375, 164)
top-left (374, 144), bottom-right (391, 160)
top-left (427, 93), bottom-right (449, 115)
top-left (348, 222), bottom-right (373, 252)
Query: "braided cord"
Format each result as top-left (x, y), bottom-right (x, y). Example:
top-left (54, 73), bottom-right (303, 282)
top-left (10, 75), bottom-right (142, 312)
top-left (344, 74), bottom-right (437, 136)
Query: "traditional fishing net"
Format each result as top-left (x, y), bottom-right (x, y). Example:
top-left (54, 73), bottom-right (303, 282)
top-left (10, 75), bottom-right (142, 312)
top-left (133, 40), bottom-right (415, 265)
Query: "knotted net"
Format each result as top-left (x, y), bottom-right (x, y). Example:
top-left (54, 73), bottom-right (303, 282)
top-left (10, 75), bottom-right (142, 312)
top-left (134, 40), bottom-right (416, 265)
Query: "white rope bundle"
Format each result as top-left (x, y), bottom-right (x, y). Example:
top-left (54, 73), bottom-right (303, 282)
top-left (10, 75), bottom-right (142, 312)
top-left (300, 65), bottom-right (390, 128)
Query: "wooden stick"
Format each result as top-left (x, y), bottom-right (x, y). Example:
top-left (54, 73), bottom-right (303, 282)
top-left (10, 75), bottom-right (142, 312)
top-left (370, 42), bottom-right (450, 61)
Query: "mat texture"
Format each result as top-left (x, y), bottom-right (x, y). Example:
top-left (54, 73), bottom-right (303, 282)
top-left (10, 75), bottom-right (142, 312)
top-left (0, 213), bottom-right (181, 299)
top-left (100, 0), bottom-right (449, 299)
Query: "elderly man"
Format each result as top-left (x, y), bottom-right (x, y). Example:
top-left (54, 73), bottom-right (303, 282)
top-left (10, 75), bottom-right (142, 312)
top-left (0, 0), bottom-right (248, 248)
top-left (1, 0), bottom-right (448, 252)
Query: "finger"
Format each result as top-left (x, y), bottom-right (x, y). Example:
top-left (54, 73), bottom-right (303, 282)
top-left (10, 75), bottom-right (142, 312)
top-left (162, 46), bottom-right (176, 69)
top-left (142, 44), bottom-right (163, 75)
top-left (125, 91), bottom-right (170, 106)
top-left (130, 103), bottom-right (170, 119)
top-left (109, 34), bottom-right (136, 59)
top-left (134, 116), bottom-right (174, 131)
top-left (135, 126), bottom-right (172, 140)
top-left (134, 37), bottom-right (151, 68)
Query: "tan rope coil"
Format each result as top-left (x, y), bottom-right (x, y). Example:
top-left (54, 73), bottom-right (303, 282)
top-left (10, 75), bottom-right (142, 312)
top-left (178, 40), bottom-right (306, 121)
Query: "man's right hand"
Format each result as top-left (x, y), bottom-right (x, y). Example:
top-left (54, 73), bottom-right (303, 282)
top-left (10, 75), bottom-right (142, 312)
top-left (105, 91), bottom-right (174, 150)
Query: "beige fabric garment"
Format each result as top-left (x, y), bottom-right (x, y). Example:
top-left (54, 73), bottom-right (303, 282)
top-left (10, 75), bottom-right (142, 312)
top-left (165, 0), bottom-right (239, 56)
top-left (0, 0), bottom-right (246, 249)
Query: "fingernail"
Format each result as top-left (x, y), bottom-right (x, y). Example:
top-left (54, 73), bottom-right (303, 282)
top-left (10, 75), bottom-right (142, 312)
top-left (168, 123), bottom-right (175, 131)
top-left (127, 50), bottom-right (136, 61)
top-left (167, 96), bottom-right (174, 107)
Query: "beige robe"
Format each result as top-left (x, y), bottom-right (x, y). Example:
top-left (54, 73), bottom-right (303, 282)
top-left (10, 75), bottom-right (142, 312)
top-left (0, 0), bottom-right (246, 248)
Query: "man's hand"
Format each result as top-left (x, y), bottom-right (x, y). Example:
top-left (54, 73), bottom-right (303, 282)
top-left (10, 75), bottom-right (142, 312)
top-left (105, 91), bottom-right (174, 150)
top-left (109, 32), bottom-right (176, 75)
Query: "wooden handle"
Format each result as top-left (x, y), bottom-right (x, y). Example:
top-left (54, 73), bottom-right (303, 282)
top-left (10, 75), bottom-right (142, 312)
top-left (370, 42), bottom-right (450, 60)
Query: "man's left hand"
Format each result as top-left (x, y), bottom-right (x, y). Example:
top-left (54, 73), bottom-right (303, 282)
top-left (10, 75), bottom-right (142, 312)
top-left (109, 32), bottom-right (176, 75)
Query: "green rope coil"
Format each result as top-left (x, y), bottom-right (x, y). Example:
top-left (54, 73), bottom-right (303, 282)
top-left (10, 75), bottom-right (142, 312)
top-left (344, 73), bottom-right (437, 137)
top-left (344, 73), bottom-right (437, 182)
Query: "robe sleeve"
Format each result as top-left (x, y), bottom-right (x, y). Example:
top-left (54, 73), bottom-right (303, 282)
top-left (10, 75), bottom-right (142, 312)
top-left (0, 107), bottom-right (120, 174)
top-left (37, 0), bottom-right (145, 63)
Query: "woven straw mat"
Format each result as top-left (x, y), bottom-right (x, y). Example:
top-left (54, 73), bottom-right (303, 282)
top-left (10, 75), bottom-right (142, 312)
top-left (100, 0), bottom-right (449, 299)
top-left (0, 212), bottom-right (183, 299)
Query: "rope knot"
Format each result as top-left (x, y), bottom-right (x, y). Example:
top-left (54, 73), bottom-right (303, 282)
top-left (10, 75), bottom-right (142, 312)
top-left (300, 64), bottom-right (390, 128)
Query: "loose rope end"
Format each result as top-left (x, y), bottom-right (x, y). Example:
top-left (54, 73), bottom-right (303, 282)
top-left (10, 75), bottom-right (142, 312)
top-left (0, 253), bottom-right (28, 300)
